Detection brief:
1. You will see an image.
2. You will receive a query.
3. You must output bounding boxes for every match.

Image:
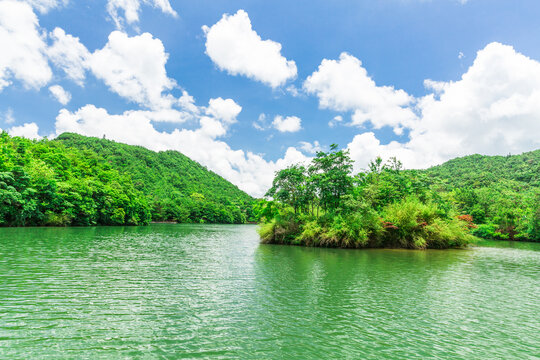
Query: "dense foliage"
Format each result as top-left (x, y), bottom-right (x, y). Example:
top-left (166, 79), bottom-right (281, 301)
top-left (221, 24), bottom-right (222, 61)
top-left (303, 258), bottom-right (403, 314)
top-left (419, 150), bottom-right (540, 241)
top-left (259, 147), bottom-right (539, 247)
top-left (56, 133), bottom-right (254, 224)
top-left (0, 132), bottom-right (254, 226)
top-left (0, 132), bottom-right (150, 226)
top-left (258, 145), bottom-right (476, 249)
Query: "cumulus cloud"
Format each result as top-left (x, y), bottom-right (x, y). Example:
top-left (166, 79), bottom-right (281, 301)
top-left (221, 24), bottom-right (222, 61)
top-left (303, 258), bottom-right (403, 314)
top-left (206, 97), bottom-right (242, 124)
top-left (49, 84), bottom-right (71, 104)
top-left (203, 10), bottom-right (297, 88)
top-left (0, 0), bottom-right (52, 91)
top-left (304, 52), bottom-right (417, 134)
top-left (54, 105), bottom-right (308, 197)
top-left (272, 115), bottom-right (302, 133)
top-left (346, 42), bottom-right (540, 171)
top-left (299, 140), bottom-right (322, 154)
top-left (423, 79), bottom-right (449, 95)
top-left (48, 27), bottom-right (90, 86)
top-left (107, 0), bottom-right (177, 29)
top-left (47, 29), bottom-right (182, 110)
top-left (88, 31), bottom-right (176, 109)
top-left (177, 90), bottom-right (200, 115)
top-left (9, 122), bottom-right (42, 139)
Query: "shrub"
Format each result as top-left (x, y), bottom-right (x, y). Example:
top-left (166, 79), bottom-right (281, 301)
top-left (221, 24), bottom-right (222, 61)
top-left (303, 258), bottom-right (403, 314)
top-left (381, 197), bottom-right (473, 249)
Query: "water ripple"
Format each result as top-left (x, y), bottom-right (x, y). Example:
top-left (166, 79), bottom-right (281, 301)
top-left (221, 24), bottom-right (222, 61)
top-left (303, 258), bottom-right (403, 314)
top-left (0, 225), bottom-right (539, 359)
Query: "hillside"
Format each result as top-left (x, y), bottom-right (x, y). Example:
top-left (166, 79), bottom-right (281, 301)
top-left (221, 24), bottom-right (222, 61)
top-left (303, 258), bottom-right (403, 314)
top-left (0, 132), bottom-right (254, 226)
top-left (55, 133), bottom-right (254, 224)
top-left (423, 149), bottom-right (540, 189)
top-left (417, 150), bottom-right (539, 241)
top-left (0, 131), bottom-right (151, 226)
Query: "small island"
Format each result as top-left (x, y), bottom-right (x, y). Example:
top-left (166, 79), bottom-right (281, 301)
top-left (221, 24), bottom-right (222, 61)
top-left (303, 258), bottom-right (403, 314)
top-left (258, 145), bottom-right (539, 249)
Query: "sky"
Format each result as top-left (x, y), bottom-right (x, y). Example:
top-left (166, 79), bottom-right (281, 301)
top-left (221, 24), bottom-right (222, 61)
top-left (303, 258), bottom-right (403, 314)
top-left (1, 0), bottom-right (540, 197)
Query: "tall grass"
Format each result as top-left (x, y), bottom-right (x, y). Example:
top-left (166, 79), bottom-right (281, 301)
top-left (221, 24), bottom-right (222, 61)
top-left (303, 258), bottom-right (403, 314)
top-left (259, 197), bottom-right (475, 249)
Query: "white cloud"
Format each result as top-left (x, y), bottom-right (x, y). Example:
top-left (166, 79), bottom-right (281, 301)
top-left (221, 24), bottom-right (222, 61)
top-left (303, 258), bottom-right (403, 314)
top-left (272, 115), bottom-right (302, 133)
top-left (9, 122), bottom-right (42, 139)
top-left (48, 27), bottom-right (90, 86)
top-left (328, 115), bottom-right (343, 128)
top-left (48, 28), bottom-right (186, 111)
top-left (206, 97), bottom-right (242, 124)
top-left (286, 85), bottom-right (301, 97)
top-left (21, 0), bottom-right (67, 13)
top-left (0, 0), bottom-right (52, 91)
top-left (107, 0), bottom-right (177, 29)
top-left (142, 109), bottom-right (199, 124)
top-left (49, 84), bottom-right (71, 104)
top-left (177, 90), bottom-right (200, 115)
top-left (304, 52), bottom-right (417, 134)
top-left (203, 10), bottom-right (297, 88)
top-left (54, 105), bottom-right (308, 197)
top-left (88, 31), bottom-right (176, 109)
top-left (423, 79), bottom-right (449, 95)
top-left (347, 132), bottom-right (415, 172)
top-left (299, 140), bottom-right (322, 154)
top-left (347, 42), bottom-right (540, 171)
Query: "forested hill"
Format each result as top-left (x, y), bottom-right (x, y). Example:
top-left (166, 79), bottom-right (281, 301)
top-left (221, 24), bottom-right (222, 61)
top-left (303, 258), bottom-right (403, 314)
top-left (55, 133), bottom-right (254, 224)
top-left (421, 150), bottom-right (540, 188)
top-left (0, 132), bottom-right (254, 227)
top-left (416, 150), bottom-right (539, 241)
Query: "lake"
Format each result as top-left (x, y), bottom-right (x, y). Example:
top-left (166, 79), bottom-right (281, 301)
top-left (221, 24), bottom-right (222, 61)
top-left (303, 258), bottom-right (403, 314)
top-left (0, 224), bottom-right (539, 359)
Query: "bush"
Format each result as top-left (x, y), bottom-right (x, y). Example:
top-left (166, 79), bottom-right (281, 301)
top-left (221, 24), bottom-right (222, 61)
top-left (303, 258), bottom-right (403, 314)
top-left (257, 212), bottom-right (301, 245)
top-left (473, 223), bottom-right (510, 240)
top-left (380, 197), bottom-right (473, 249)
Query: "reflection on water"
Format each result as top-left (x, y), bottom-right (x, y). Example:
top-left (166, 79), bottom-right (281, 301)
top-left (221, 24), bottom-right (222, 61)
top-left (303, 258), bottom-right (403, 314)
top-left (0, 225), bottom-right (538, 359)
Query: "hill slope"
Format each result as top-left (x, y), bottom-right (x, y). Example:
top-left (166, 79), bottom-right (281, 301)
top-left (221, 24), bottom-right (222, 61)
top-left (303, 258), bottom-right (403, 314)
top-left (417, 150), bottom-right (539, 241)
top-left (0, 132), bottom-right (254, 226)
top-left (55, 133), bottom-right (254, 223)
top-left (0, 131), bottom-right (151, 226)
top-left (423, 149), bottom-right (540, 189)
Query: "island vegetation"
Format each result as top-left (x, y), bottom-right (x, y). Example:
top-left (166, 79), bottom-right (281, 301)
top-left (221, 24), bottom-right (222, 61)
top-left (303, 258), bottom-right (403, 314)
top-left (0, 132), bottom-right (254, 226)
top-left (258, 145), bottom-right (539, 248)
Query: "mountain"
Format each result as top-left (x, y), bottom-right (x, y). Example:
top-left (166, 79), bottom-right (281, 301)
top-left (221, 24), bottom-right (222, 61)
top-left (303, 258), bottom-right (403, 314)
top-left (422, 149), bottom-right (540, 189)
top-left (417, 150), bottom-right (539, 241)
top-left (0, 132), bottom-right (254, 227)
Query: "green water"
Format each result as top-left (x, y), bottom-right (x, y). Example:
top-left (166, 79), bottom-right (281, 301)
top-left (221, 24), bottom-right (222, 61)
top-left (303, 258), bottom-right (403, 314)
top-left (0, 225), bottom-right (539, 359)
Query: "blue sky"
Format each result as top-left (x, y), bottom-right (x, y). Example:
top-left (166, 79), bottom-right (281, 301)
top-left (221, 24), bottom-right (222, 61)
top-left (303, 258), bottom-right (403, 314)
top-left (1, 0), bottom-right (540, 196)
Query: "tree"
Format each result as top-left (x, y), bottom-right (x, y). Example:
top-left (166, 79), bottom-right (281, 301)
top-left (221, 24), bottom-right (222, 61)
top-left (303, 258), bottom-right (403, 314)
top-left (266, 164), bottom-right (308, 214)
top-left (308, 144), bottom-right (354, 212)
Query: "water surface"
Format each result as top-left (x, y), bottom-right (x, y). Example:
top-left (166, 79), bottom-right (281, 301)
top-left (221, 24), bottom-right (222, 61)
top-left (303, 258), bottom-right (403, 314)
top-left (0, 225), bottom-right (539, 359)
